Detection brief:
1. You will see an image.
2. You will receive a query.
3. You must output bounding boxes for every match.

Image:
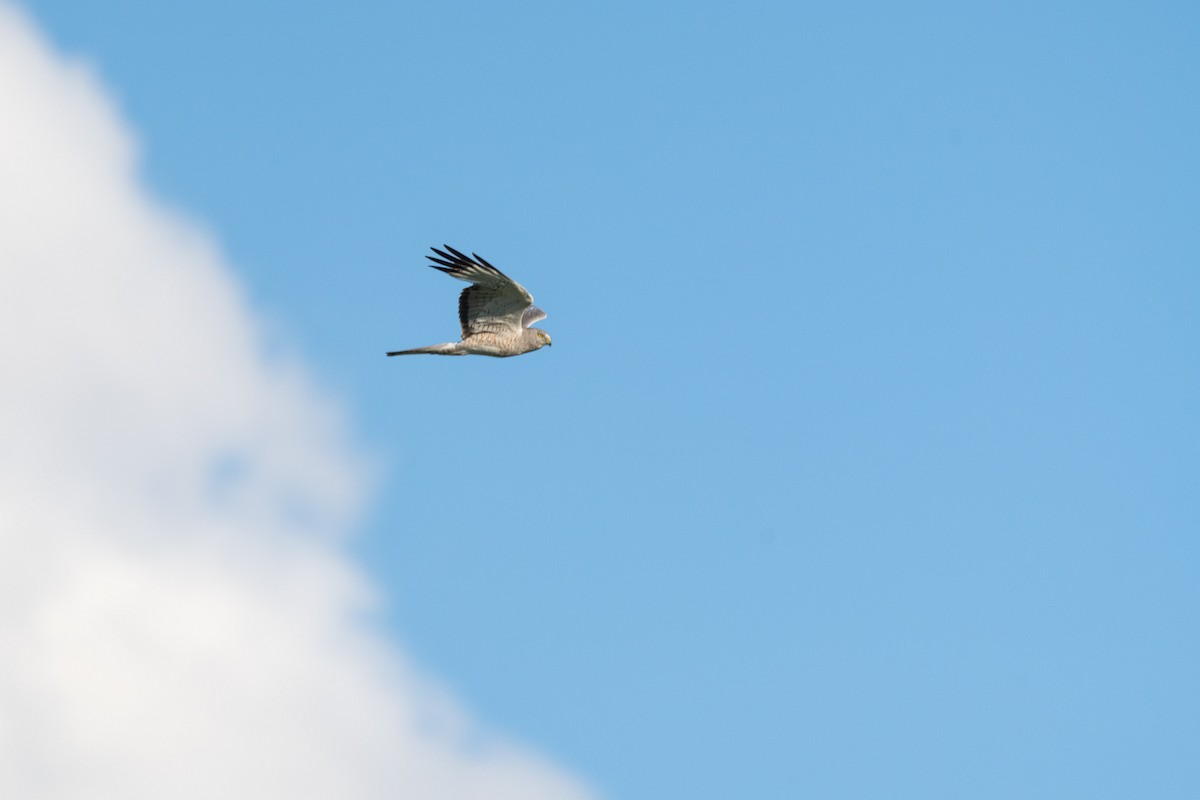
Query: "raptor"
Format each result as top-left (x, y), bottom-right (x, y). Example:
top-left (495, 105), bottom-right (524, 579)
top-left (387, 246), bottom-right (552, 358)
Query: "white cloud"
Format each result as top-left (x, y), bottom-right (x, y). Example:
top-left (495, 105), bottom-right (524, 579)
top-left (0, 5), bottom-right (593, 798)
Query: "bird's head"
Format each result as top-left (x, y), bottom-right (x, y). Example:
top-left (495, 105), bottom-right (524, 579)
top-left (534, 329), bottom-right (552, 348)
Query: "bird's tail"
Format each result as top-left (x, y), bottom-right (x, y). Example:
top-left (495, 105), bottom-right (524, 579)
top-left (386, 343), bottom-right (463, 356)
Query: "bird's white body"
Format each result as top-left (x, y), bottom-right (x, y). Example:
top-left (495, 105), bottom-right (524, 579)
top-left (389, 329), bottom-right (547, 357)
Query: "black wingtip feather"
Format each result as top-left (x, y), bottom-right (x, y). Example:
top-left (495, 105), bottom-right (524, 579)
top-left (425, 245), bottom-right (508, 279)
top-left (472, 253), bottom-right (500, 273)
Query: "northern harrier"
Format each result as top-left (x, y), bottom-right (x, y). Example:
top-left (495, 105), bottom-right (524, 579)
top-left (387, 246), bottom-right (552, 358)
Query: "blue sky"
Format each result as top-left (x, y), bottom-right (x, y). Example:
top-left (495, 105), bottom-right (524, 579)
top-left (19, 1), bottom-right (1199, 797)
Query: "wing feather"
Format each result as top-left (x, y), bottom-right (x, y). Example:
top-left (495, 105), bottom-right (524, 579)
top-left (521, 305), bottom-right (547, 328)
top-left (426, 246), bottom-right (539, 337)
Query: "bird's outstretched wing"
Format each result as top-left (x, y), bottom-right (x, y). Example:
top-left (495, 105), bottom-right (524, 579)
top-left (426, 246), bottom-right (544, 337)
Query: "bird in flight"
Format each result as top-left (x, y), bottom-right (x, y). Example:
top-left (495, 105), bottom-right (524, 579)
top-left (387, 246), bottom-right (552, 358)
